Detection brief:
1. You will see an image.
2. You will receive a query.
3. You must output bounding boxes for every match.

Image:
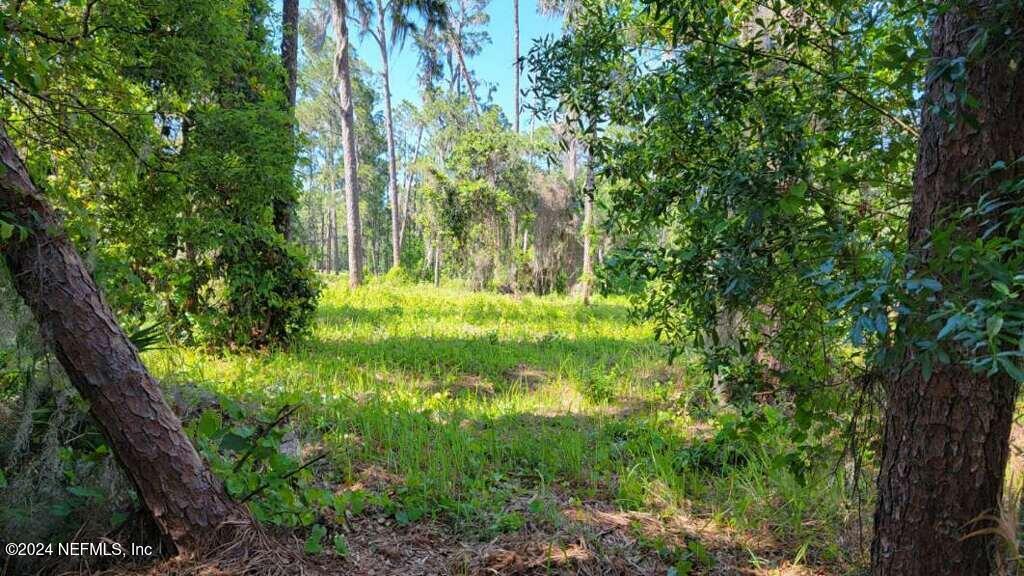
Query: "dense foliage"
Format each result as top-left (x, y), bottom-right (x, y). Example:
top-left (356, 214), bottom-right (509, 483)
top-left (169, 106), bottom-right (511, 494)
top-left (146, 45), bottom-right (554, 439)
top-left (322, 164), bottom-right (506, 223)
top-left (529, 0), bottom-right (931, 403)
top-left (1, 0), bottom-right (319, 349)
top-left (4, 0), bottom-right (1024, 573)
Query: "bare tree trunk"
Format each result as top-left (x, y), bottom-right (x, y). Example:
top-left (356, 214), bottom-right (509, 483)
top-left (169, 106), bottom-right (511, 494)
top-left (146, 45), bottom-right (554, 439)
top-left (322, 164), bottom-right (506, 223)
top-left (433, 243), bottom-right (441, 287)
top-left (872, 3), bottom-right (1024, 574)
top-left (0, 124), bottom-right (242, 554)
top-left (332, 0), bottom-right (364, 287)
top-left (566, 138), bottom-right (577, 183)
top-left (328, 203), bottom-right (337, 273)
top-left (275, 0), bottom-right (300, 239)
top-left (425, 234), bottom-right (434, 277)
top-left (327, 140), bottom-right (339, 274)
top-left (513, 0), bottom-right (520, 133)
top-left (320, 208), bottom-right (327, 270)
top-left (282, 0), bottom-right (300, 110)
top-left (509, 0), bottom-right (521, 293)
top-left (448, 18), bottom-right (480, 115)
top-left (375, 2), bottom-right (402, 270)
top-left (508, 208), bottom-right (518, 292)
top-left (580, 154), bottom-right (594, 305)
top-left (398, 124), bottom-right (424, 248)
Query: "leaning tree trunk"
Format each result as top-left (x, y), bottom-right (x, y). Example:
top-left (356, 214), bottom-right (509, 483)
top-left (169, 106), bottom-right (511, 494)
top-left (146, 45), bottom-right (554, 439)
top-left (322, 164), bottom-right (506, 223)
top-left (331, 0), bottom-right (364, 287)
top-left (375, 2), bottom-right (402, 270)
top-left (447, 21), bottom-right (480, 115)
top-left (872, 2), bottom-right (1024, 574)
top-left (275, 0), bottom-right (300, 239)
top-left (0, 124), bottom-right (242, 554)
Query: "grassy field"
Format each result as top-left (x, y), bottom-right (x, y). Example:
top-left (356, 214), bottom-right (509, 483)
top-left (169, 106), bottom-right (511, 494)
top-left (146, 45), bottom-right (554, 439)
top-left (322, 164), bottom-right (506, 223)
top-left (147, 276), bottom-right (858, 575)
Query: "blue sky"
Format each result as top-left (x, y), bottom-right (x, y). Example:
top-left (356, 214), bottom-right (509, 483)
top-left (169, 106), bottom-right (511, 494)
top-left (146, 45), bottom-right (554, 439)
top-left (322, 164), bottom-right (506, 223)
top-left (300, 0), bottom-right (566, 128)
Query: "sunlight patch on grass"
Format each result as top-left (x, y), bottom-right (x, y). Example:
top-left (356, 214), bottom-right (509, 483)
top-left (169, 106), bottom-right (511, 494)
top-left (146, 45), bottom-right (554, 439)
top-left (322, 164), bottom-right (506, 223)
top-left (145, 278), bottom-right (858, 571)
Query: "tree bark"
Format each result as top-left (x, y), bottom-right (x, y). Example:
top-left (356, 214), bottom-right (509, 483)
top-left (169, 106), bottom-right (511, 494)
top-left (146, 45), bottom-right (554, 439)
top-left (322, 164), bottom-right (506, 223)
top-left (513, 0), bottom-right (520, 134)
top-left (871, 2), bottom-right (1024, 574)
top-left (275, 0), bottom-right (300, 239)
top-left (328, 202), bottom-right (338, 273)
top-left (375, 2), bottom-right (402, 270)
top-left (446, 7), bottom-right (480, 116)
top-left (433, 242), bottom-right (441, 287)
top-left (320, 208), bottom-right (327, 270)
top-left (332, 0), bottom-right (364, 287)
top-left (398, 124), bottom-right (424, 248)
top-left (508, 207), bottom-right (518, 292)
top-left (0, 124), bottom-right (242, 554)
top-left (282, 0), bottom-right (300, 111)
top-left (455, 45), bottom-right (479, 114)
top-left (580, 152), bottom-right (594, 305)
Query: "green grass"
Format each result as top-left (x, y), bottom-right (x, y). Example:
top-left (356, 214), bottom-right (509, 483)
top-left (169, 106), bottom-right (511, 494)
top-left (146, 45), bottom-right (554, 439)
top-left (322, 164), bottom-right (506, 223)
top-left (146, 275), bottom-right (858, 570)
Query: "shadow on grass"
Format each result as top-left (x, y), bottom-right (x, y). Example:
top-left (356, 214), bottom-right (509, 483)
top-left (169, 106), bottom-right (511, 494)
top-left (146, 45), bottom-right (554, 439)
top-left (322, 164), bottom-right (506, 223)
top-left (318, 303), bottom-right (405, 326)
top-left (318, 297), bottom-right (634, 329)
top-left (297, 332), bottom-right (652, 392)
top-left (302, 396), bottom-right (839, 575)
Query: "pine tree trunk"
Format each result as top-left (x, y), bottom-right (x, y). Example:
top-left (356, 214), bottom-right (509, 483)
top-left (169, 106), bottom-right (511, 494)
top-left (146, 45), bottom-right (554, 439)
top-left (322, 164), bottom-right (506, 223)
top-left (332, 0), bottom-right (364, 287)
top-left (449, 26), bottom-right (480, 115)
top-left (0, 124), bottom-right (242, 554)
top-left (275, 0), bottom-right (300, 239)
top-left (510, 0), bottom-right (521, 293)
top-left (513, 0), bottom-right (520, 134)
top-left (282, 0), bottom-right (299, 110)
top-left (328, 203), bottom-right (338, 273)
top-left (509, 208), bottom-right (518, 292)
top-left (871, 2), bottom-right (1024, 574)
top-left (316, 193), bottom-right (324, 270)
top-left (398, 125), bottom-right (423, 248)
top-left (376, 2), bottom-right (402, 270)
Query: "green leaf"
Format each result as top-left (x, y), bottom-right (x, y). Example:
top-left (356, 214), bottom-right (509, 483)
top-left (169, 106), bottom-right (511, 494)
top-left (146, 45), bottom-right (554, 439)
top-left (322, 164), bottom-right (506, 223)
top-left (671, 558), bottom-right (693, 576)
top-left (333, 534), bottom-right (349, 557)
top-left (874, 312), bottom-right (888, 336)
top-left (220, 432), bottom-right (249, 453)
top-left (0, 221), bottom-right (13, 241)
top-left (987, 315), bottom-right (1004, 339)
top-left (68, 485), bottom-right (105, 499)
top-left (921, 354), bottom-right (933, 383)
top-left (936, 315), bottom-right (961, 341)
top-left (304, 524), bottom-right (326, 554)
top-left (51, 501), bottom-right (73, 517)
top-left (998, 356), bottom-right (1024, 383)
top-left (197, 410), bottom-right (222, 438)
top-left (225, 476), bottom-right (245, 495)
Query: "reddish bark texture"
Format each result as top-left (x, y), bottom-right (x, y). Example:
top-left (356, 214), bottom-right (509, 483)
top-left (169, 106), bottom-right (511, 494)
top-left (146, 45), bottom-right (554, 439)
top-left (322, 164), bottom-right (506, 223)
top-left (0, 124), bottom-right (241, 554)
top-left (872, 2), bottom-right (1024, 574)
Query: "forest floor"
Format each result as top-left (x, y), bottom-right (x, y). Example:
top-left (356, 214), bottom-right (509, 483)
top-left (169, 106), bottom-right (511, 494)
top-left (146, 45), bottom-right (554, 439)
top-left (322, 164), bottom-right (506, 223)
top-left (141, 277), bottom-right (863, 576)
